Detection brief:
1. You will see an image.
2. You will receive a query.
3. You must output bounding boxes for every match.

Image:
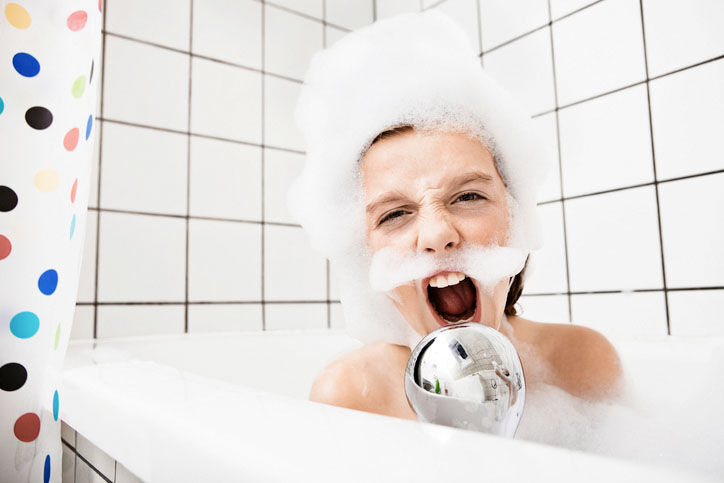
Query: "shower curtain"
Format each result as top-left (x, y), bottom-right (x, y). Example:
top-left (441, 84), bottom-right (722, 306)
top-left (0, 1), bottom-right (101, 481)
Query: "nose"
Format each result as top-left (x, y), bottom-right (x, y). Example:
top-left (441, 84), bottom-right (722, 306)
top-left (416, 207), bottom-right (461, 254)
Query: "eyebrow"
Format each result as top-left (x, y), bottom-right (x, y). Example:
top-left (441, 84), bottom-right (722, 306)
top-left (365, 171), bottom-right (495, 214)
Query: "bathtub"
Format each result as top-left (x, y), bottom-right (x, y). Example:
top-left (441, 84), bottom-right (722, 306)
top-left (60, 329), bottom-right (723, 482)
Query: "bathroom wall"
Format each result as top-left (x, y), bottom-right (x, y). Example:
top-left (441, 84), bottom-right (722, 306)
top-left (72, 0), bottom-right (723, 342)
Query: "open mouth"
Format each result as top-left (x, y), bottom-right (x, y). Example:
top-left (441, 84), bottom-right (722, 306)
top-left (423, 271), bottom-right (479, 326)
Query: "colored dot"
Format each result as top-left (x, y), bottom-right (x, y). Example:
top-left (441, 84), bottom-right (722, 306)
top-left (99, 0), bottom-right (102, 13)
top-left (53, 390), bottom-right (59, 421)
top-left (34, 169), bottom-right (59, 192)
top-left (85, 114), bottom-right (93, 140)
top-left (44, 455), bottom-right (50, 483)
top-left (5, 3), bottom-right (31, 29)
top-left (14, 413), bottom-right (40, 442)
top-left (0, 234), bottom-right (11, 260)
top-left (0, 186), bottom-right (18, 211)
top-left (89, 59), bottom-right (94, 84)
top-left (64, 128), bottom-right (79, 151)
top-left (0, 362), bottom-right (27, 391)
top-left (0, 95), bottom-right (4, 115)
top-left (25, 106), bottom-right (53, 130)
top-left (54, 323), bottom-right (61, 350)
top-left (38, 269), bottom-right (58, 295)
top-left (10, 311), bottom-right (40, 338)
top-left (72, 75), bottom-right (85, 98)
top-left (71, 179), bottom-right (78, 203)
top-left (13, 52), bottom-right (40, 77)
top-left (69, 214), bottom-right (76, 239)
top-left (67, 10), bottom-right (87, 31)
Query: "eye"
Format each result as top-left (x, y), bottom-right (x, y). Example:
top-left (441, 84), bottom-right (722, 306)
top-left (456, 192), bottom-right (485, 202)
top-left (379, 210), bottom-right (405, 225)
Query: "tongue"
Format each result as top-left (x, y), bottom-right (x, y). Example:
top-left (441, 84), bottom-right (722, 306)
top-left (429, 278), bottom-right (475, 317)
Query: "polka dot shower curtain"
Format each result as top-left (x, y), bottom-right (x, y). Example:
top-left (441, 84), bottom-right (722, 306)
top-left (1, 2), bottom-right (101, 481)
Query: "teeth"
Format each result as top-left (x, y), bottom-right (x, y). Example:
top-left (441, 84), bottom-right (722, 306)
top-left (428, 271), bottom-right (466, 288)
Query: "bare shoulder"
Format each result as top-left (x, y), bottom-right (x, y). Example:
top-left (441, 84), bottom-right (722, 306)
top-left (308, 341), bottom-right (413, 416)
top-left (511, 316), bottom-right (623, 400)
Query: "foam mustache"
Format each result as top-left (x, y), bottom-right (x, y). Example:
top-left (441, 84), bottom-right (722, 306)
top-left (369, 243), bottom-right (529, 293)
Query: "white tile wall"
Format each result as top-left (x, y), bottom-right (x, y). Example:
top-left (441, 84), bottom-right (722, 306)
top-left (264, 76), bottom-right (305, 151)
top-left (77, 212), bottom-right (97, 303)
top-left (188, 303), bottom-right (263, 333)
top-left (264, 4), bottom-right (323, 80)
top-left (326, 0), bottom-right (374, 30)
top-left (103, 36), bottom-right (189, 131)
top-left (480, 0), bottom-right (549, 50)
top-left (325, 25), bottom-right (350, 47)
top-left (552, 0), bottom-right (646, 106)
top-left (435, 0), bottom-right (481, 53)
top-left (532, 113), bottom-right (561, 203)
top-left (570, 291), bottom-right (668, 338)
top-left (558, 84), bottom-right (654, 197)
top-left (375, 0), bottom-right (421, 20)
top-left (484, 27), bottom-right (555, 115)
top-left (649, 59), bottom-right (724, 180)
top-left (263, 148), bottom-right (305, 224)
top-left (97, 304), bottom-right (185, 338)
top-left (524, 203), bottom-right (568, 294)
top-left (265, 303), bottom-right (328, 330)
top-left (188, 218), bottom-right (262, 302)
top-left (642, 0), bottom-right (724, 78)
top-left (565, 186), bottom-right (663, 292)
top-left (189, 137), bottom-right (262, 221)
top-left (330, 302), bottom-right (346, 329)
top-left (105, 0), bottom-right (191, 51)
top-left (190, 57), bottom-right (262, 143)
top-left (549, 0), bottom-right (598, 20)
top-left (668, 290), bottom-right (724, 337)
top-left (269, 0), bottom-right (324, 19)
top-left (658, 173), bottom-right (724, 288)
top-left (518, 294), bottom-right (569, 323)
top-left (192, 0), bottom-right (262, 68)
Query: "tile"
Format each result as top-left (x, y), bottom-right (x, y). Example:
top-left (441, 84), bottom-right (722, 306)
top-left (480, 0), bottom-right (549, 50)
top-left (668, 290), bottom-right (724, 337)
top-left (97, 212), bottom-right (186, 302)
top-left (77, 211), bottom-right (97, 303)
top-left (264, 4), bottom-right (324, 80)
top-left (97, 304), bottom-right (185, 338)
top-left (94, 43), bottom-right (104, 122)
top-left (268, 0), bottom-right (323, 19)
top-left (376, 0), bottom-right (421, 19)
top-left (191, 57), bottom-right (262, 143)
top-left (559, 84), bottom-right (654, 197)
top-left (88, 120), bottom-right (101, 209)
top-left (103, 36), bottom-right (189, 131)
top-left (524, 203), bottom-right (568, 294)
top-left (100, 123), bottom-right (188, 215)
top-left (263, 76), bottom-right (305, 151)
top-left (192, 0), bottom-right (262, 68)
top-left (650, 59), bottom-right (724, 180)
top-left (116, 462), bottom-right (144, 483)
top-left (552, 0), bottom-right (646, 106)
top-left (62, 444), bottom-right (75, 483)
top-left (188, 304), bottom-right (263, 332)
top-left (263, 148), bottom-right (305, 224)
top-left (75, 432), bottom-right (115, 481)
top-left (71, 305), bottom-right (94, 340)
top-left (106, 0), bottom-right (191, 51)
top-left (188, 218), bottom-right (262, 301)
top-left (422, 0), bottom-right (441, 7)
top-left (264, 225), bottom-right (327, 301)
top-left (265, 303), bottom-right (327, 330)
top-left (484, 27), bottom-right (555, 115)
top-left (532, 112), bottom-right (561, 202)
top-left (570, 292), bottom-right (667, 338)
top-left (642, 0), bottom-right (724, 77)
top-left (73, 451), bottom-right (110, 483)
top-left (330, 302), bottom-right (346, 329)
top-left (517, 294), bottom-right (569, 323)
top-left (61, 421), bottom-right (76, 446)
top-left (435, 0), bottom-right (481, 53)
top-left (565, 186), bottom-right (663, 292)
top-left (658, 173), bottom-right (724, 288)
top-left (329, 260), bottom-right (341, 301)
top-left (189, 137), bottom-right (262, 221)
top-left (325, 25), bottom-right (349, 48)
top-left (326, 0), bottom-right (374, 30)
top-left (549, 0), bottom-right (598, 20)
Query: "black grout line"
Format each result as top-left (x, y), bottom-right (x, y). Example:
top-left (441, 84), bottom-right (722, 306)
top-left (372, 0), bottom-right (376, 22)
top-left (261, 0), bottom-right (266, 331)
top-left (545, 0), bottom-right (573, 324)
top-left (84, 206), bottom-right (302, 228)
top-left (62, 438), bottom-right (114, 483)
top-left (92, 0), bottom-right (109, 341)
top-left (521, 286), bottom-right (724, 297)
top-left (96, 116), bottom-right (306, 156)
top-left (184, 1), bottom-right (194, 334)
top-left (638, 0), bottom-right (671, 335)
top-left (323, 0), bottom-right (331, 330)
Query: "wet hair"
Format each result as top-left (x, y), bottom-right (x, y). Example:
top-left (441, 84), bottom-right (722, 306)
top-left (367, 125), bottom-right (526, 316)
